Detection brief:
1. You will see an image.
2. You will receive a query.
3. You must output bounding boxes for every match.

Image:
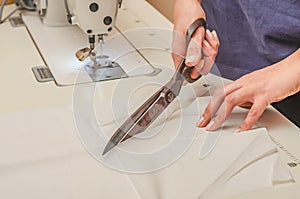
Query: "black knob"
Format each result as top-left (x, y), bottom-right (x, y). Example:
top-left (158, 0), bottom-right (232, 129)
top-left (103, 16), bottom-right (112, 25)
top-left (89, 3), bottom-right (99, 12)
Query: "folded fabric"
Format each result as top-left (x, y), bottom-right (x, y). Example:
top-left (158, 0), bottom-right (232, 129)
top-left (198, 129), bottom-right (294, 199)
top-left (118, 98), bottom-right (294, 199)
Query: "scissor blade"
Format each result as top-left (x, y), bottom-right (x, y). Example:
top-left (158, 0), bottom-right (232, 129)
top-left (102, 88), bottom-right (165, 155)
top-left (102, 117), bottom-right (145, 155)
top-left (102, 74), bottom-right (185, 155)
top-left (102, 140), bottom-right (115, 155)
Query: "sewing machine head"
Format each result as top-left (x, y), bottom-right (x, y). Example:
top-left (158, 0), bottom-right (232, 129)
top-left (35, 0), bottom-right (121, 33)
top-left (66, 0), bottom-right (121, 36)
top-left (24, 0), bottom-right (158, 85)
top-left (34, 0), bottom-right (122, 66)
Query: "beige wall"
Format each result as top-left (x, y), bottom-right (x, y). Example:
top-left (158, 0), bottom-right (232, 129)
top-left (146, 0), bottom-right (174, 22)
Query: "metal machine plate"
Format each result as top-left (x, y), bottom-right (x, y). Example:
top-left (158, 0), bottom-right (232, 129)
top-left (9, 16), bottom-right (25, 27)
top-left (85, 61), bottom-right (128, 82)
top-left (32, 66), bottom-right (54, 83)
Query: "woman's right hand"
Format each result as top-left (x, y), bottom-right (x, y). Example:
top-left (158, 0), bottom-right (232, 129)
top-left (172, 0), bottom-right (219, 78)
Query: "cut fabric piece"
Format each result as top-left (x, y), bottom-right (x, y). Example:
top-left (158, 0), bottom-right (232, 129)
top-left (124, 97), bottom-right (294, 199)
top-left (198, 129), bottom-right (294, 199)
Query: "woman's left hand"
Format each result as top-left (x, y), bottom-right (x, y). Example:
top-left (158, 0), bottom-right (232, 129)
top-left (198, 49), bottom-right (300, 132)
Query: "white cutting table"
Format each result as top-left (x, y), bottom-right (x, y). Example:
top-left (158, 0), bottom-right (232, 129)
top-left (0, 1), bottom-right (299, 199)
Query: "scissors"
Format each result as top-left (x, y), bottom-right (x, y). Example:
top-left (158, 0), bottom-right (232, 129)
top-left (102, 18), bottom-right (206, 155)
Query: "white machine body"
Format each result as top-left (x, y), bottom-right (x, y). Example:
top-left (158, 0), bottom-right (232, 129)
top-left (34, 0), bottom-right (121, 35)
top-left (67, 0), bottom-right (120, 35)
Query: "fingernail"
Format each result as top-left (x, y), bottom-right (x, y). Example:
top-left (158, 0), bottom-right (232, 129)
top-left (186, 55), bottom-right (196, 63)
top-left (206, 120), bottom-right (215, 131)
top-left (212, 30), bottom-right (217, 38)
top-left (206, 29), bottom-right (213, 38)
top-left (197, 117), bottom-right (205, 126)
top-left (234, 128), bottom-right (241, 133)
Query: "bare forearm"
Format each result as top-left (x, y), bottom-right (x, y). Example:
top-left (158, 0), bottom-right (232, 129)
top-left (173, 0), bottom-right (206, 26)
top-left (174, 0), bottom-right (202, 4)
top-left (270, 48), bottom-right (300, 99)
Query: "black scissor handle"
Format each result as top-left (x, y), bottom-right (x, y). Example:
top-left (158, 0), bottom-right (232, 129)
top-left (183, 18), bottom-right (206, 83)
top-left (183, 66), bottom-right (202, 83)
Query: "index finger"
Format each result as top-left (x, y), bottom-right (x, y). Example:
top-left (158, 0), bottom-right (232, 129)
top-left (238, 101), bottom-right (267, 132)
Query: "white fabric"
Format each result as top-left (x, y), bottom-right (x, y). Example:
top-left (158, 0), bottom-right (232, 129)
top-left (119, 98), bottom-right (294, 199)
top-left (0, 97), bottom-right (294, 199)
top-left (0, 108), bottom-right (140, 199)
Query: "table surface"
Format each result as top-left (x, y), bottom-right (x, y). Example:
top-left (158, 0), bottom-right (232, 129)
top-left (0, 1), bottom-right (299, 199)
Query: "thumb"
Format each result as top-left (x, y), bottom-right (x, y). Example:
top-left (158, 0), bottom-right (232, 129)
top-left (172, 29), bottom-right (186, 68)
top-left (185, 27), bottom-right (205, 67)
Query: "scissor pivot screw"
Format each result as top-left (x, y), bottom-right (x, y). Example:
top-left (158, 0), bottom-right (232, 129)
top-left (166, 91), bottom-right (175, 103)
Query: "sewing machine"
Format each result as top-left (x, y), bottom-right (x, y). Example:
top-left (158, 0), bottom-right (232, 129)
top-left (22, 0), bottom-right (161, 86)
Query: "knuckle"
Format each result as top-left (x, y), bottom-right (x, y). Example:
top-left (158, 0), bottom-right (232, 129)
top-left (212, 50), bottom-right (218, 57)
top-left (248, 106), bottom-right (264, 117)
top-left (248, 108), bottom-right (258, 116)
top-left (224, 95), bottom-right (235, 105)
top-left (202, 46), bottom-right (211, 54)
top-left (215, 114), bottom-right (225, 123)
top-left (214, 87), bottom-right (225, 98)
top-left (203, 49), bottom-right (212, 57)
top-left (210, 44), bottom-right (217, 51)
top-left (215, 43), bottom-right (220, 50)
top-left (210, 40), bottom-right (218, 48)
